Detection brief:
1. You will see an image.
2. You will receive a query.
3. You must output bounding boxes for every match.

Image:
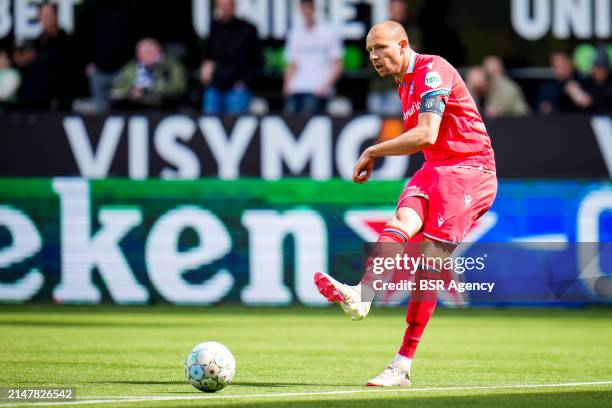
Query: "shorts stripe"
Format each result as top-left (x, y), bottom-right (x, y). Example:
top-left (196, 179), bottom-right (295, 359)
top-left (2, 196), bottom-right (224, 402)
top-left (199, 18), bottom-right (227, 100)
top-left (423, 232), bottom-right (457, 245)
top-left (401, 192), bottom-right (429, 200)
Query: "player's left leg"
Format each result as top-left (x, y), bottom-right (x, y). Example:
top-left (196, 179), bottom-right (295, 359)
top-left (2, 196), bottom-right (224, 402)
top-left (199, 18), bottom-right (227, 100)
top-left (314, 204), bottom-right (425, 320)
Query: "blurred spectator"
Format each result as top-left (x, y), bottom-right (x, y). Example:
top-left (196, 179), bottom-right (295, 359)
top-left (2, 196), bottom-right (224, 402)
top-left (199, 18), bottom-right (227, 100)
top-left (368, 0), bottom-right (421, 115)
top-left (466, 66), bottom-right (488, 112)
top-left (32, 2), bottom-right (76, 109)
top-left (283, 0), bottom-right (343, 115)
top-left (0, 49), bottom-right (20, 105)
top-left (12, 42), bottom-right (47, 109)
top-left (110, 38), bottom-right (186, 109)
top-left (389, 0), bottom-right (423, 52)
top-left (480, 56), bottom-right (530, 118)
top-left (200, 0), bottom-right (262, 114)
top-left (582, 48), bottom-right (612, 112)
top-left (535, 49), bottom-right (590, 114)
top-left (76, 0), bottom-right (140, 112)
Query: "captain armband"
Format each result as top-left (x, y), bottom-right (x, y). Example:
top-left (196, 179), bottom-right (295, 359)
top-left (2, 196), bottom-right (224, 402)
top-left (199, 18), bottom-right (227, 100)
top-left (420, 92), bottom-right (447, 116)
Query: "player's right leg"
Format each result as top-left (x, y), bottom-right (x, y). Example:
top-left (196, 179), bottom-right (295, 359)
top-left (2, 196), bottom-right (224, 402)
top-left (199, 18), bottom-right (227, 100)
top-left (314, 204), bottom-right (424, 320)
top-left (367, 237), bottom-right (455, 387)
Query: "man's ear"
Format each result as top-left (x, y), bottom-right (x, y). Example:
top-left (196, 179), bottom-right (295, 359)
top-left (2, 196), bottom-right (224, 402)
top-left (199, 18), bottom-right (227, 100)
top-left (399, 39), bottom-right (409, 54)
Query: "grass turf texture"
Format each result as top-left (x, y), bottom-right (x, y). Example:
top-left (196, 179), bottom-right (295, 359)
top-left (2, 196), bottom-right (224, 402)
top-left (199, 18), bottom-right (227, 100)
top-left (0, 305), bottom-right (610, 407)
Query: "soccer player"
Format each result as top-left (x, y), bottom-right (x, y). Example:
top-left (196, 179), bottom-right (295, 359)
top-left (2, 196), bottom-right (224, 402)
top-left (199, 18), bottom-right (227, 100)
top-left (314, 21), bottom-right (497, 386)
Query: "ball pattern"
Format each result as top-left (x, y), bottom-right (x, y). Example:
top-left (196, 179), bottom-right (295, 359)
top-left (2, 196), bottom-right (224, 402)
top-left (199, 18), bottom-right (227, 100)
top-left (184, 342), bottom-right (236, 393)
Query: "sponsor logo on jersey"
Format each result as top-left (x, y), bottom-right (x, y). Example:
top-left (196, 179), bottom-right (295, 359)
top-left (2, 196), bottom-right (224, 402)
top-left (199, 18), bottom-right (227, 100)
top-left (425, 71), bottom-right (442, 89)
top-left (403, 101), bottom-right (421, 121)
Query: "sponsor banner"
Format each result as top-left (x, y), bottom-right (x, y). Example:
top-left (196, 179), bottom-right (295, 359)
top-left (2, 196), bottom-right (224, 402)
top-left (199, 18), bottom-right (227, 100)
top-left (0, 114), bottom-right (610, 179)
top-left (0, 178), bottom-right (610, 305)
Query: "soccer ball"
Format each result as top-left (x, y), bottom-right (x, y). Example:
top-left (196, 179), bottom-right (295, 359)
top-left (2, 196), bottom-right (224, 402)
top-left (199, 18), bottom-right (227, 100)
top-left (184, 341), bottom-right (236, 393)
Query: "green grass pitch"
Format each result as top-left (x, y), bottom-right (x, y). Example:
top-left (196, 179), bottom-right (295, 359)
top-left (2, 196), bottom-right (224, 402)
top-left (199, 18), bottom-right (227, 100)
top-left (0, 305), bottom-right (610, 407)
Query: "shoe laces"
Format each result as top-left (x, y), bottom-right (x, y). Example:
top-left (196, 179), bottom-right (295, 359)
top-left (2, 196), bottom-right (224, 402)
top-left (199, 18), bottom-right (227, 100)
top-left (379, 365), bottom-right (407, 380)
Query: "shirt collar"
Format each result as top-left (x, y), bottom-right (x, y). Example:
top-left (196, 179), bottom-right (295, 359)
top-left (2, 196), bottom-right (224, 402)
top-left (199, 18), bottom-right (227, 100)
top-left (396, 51), bottom-right (418, 85)
top-left (407, 51), bottom-right (418, 74)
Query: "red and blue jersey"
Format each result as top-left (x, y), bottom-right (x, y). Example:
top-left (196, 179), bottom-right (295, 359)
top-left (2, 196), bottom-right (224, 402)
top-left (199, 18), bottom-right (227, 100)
top-left (398, 52), bottom-right (496, 171)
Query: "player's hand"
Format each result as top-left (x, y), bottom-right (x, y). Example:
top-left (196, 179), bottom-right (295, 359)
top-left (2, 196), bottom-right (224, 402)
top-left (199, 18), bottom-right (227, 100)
top-left (200, 61), bottom-right (215, 84)
top-left (353, 149), bottom-right (374, 184)
top-left (85, 63), bottom-right (96, 76)
top-left (315, 84), bottom-right (330, 97)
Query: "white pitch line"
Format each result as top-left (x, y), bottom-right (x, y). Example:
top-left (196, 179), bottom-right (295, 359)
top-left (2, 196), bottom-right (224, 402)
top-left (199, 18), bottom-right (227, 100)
top-left (1, 380), bottom-right (611, 407)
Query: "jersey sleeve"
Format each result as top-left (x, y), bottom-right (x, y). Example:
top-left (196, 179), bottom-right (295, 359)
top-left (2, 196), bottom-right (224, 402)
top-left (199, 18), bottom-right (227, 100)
top-left (413, 59), bottom-right (454, 116)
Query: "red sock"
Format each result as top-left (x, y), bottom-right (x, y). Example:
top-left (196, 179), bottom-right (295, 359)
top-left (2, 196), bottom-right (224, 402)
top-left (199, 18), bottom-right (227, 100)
top-left (359, 225), bottom-right (410, 289)
top-left (398, 270), bottom-right (439, 359)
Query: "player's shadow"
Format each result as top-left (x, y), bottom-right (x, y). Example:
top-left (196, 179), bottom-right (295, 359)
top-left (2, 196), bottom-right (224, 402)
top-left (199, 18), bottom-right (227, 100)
top-left (86, 380), bottom-right (359, 389)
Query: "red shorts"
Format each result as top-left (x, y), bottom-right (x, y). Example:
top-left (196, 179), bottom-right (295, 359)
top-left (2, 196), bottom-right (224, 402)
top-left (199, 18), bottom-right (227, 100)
top-left (397, 164), bottom-right (497, 244)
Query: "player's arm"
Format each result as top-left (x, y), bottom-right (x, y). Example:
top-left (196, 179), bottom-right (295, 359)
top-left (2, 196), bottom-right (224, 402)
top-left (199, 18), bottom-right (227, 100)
top-left (369, 111), bottom-right (442, 157)
top-left (352, 111), bottom-right (442, 184)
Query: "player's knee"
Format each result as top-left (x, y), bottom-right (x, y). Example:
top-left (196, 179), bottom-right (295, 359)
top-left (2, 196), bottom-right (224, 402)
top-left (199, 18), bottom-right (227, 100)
top-left (387, 208), bottom-right (423, 238)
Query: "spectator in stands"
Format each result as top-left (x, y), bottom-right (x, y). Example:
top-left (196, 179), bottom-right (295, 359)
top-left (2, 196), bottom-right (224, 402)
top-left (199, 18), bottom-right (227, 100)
top-left (480, 56), bottom-right (530, 117)
top-left (535, 49), bottom-right (590, 114)
top-left (76, 0), bottom-right (140, 113)
top-left (368, 0), bottom-right (421, 115)
top-left (0, 49), bottom-right (20, 106)
top-left (12, 42), bottom-right (46, 109)
top-left (283, 0), bottom-right (344, 115)
top-left (110, 38), bottom-right (186, 109)
top-left (12, 3), bottom-right (73, 110)
top-left (200, 0), bottom-right (262, 114)
top-left (466, 66), bottom-right (488, 113)
top-left (583, 48), bottom-right (612, 112)
top-left (33, 2), bottom-right (76, 109)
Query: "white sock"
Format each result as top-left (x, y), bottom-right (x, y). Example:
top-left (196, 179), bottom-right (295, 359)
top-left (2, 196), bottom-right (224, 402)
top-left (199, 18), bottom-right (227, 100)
top-left (393, 354), bottom-right (413, 372)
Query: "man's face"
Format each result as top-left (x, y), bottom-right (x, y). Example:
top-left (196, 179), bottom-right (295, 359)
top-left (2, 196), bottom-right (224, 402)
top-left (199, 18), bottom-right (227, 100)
top-left (300, 2), bottom-right (316, 25)
top-left (39, 5), bottom-right (58, 33)
top-left (137, 41), bottom-right (161, 67)
top-left (483, 56), bottom-right (503, 78)
top-left (366, 28), bottom-right (405, 77)
top-left (466, 67), bottom-right (488, 96)
top-left (215, 0), bottom-right (235, 22)
top-left (551, 53), bottom-right (573, 81)
top-left (389, 0), bottom-right (407, 23)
